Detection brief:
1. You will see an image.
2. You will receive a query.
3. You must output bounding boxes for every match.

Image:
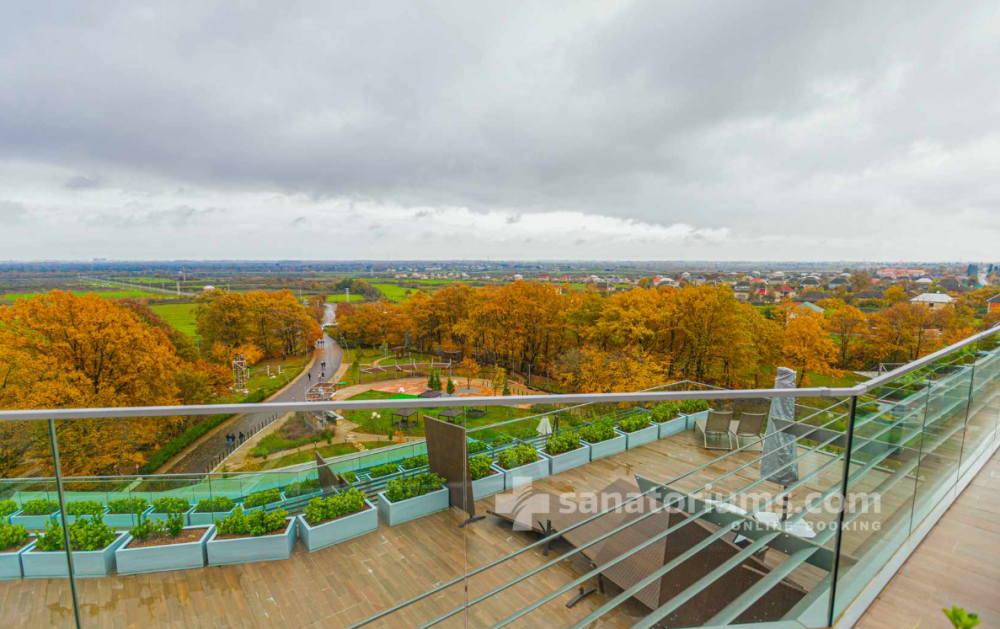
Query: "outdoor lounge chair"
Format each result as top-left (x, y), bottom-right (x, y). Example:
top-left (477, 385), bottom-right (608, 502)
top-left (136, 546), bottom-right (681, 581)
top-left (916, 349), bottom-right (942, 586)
top-left (731, 412), bottom-right (766, 450)
top-left (696, 410), bottom-right (735, 450)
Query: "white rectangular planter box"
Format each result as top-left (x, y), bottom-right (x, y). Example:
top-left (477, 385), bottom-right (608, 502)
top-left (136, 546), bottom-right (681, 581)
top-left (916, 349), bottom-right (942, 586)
top-left (582, 434), bottom-right (627, 460)
top-left (620, 424), bottom-right (658, 450)
top-left (297, 499), bottom-right (378, 552)
top-left (189, 506), bottom-right (237, 526)
top-left (147, 507), bottom-right (194, 525)
top-left (115, 526), bottom-right (212, 575)
top-left (0, 539), bottom-right (35, 580)
top-left (472, 468), bottom-right (505, 500)
top-left (376, 488), bottom-right (449, 526)
top-left (2, 509), bottom-right (21, 524)
top-left (21, 532), bottom-right (128, 578)
top-left (683, 410), bottom-right (710, 429)
top-left (10, 511), bottom-right (59, 530)
top-left (542, 444), bottom-right (591, 475)
top-left (497, 457), bottom-right (550, 490)
top-left (104, 507), bottom-right (153, 530)
top-left (654, 416), bottom-right (688, 439)
top-left (63, 507), bottom-right (110, 525)
top-left (206, 517), bottom-right (296, 566)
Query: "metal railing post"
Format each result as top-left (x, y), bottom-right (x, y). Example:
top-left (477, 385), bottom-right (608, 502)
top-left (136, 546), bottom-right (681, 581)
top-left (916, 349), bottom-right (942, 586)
top-left (826, 393), bottom-right (858, 626)
top-left (47, 418), bottom-right (83, 629)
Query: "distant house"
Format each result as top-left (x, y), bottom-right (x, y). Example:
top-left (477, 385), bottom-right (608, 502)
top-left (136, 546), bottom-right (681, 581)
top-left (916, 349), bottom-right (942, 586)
top-left (799, 276), bottom-right (822, 289)
top-left (988, 294), bottom-right (1000, 313)
top-left (801, 291), bottom-right (831, 303)
top-left (538, 274), bottom-right (550, 282)
top-left (855, 291), bottom-right (884, 300)
top-left (828, 277), bottom-right (850, 290)
top-left (788, 301), bottom-right (824, 319)
top-left (733, 281), bottom-right (752, 301)
top-left (911, 293), bottom-right (954, 310)
top-left (775, 285), bottom-right (797, 302)
top-left (595, 281), bottom-right (614, 294)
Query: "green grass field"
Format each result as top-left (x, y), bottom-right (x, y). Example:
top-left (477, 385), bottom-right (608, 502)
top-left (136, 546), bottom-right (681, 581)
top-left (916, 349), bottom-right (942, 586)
top-left (324, 293), bottom-right (353, 302)
top-left (1, 289), bottom-right (163, 301)
top-left (151, 303), bottom-right (198, 339)
top-left (372, 283), bottom-right (419, 302)
top-left (344, 390), bottom-right (535, 437)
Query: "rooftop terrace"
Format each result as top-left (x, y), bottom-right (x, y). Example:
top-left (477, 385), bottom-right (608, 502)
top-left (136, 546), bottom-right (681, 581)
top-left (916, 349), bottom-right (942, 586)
top-left (0, 324), bottom-right (998, 629)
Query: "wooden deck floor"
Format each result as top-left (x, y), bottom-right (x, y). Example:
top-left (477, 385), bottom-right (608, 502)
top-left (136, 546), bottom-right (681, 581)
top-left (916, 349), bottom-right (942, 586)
top-left (856, 445), bottom-right (1000, 629)
top-left (0, 430), bottom-right (861, 629)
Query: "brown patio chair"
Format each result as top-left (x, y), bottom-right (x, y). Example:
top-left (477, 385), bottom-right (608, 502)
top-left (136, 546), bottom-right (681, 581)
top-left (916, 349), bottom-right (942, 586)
top-left (731, 412), bottom-right (766, 450)
top-left (696, 410), bottom-right (734, 450)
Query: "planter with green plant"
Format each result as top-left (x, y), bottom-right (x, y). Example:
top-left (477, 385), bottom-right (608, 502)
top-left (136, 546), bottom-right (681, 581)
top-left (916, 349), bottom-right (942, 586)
top-left (377, 473), bottom-right (448, 526)
top-left (297, 489), bottom-right (376, 552)
top-left (399, 454), bottom-right (429, 472)
top-left (206, 507), bottom-right (295, 565)
top-left (0, 499), bottom-right (20, 524)
top-left (0, 521), bottom-right (33, 579)
top-left (149, 497), bottom-right (194, 524)
top-left (367, 462), bottom-right (404, 482)
top-left (104, 497), bottom-right (152, 529)
top-left (189, 496), bottom-right (238, 526)
top-left (496, 443), bottom-right (549, 489)
top-left (678, 400), bottom-right (712, 427)
top-left (10, 499), bottom-right (60, 530)
top-left (467, 439), bottom-right (489, 456)
top-left (241, 488), bottom-right (283, 513)
top-left (115, 514), bottom-right (212, 575)
top-left (651, 402), bottom-right (687, 439)
top-left (63, 500), bottom-right (109, 525)
top-left (21, 515), bottom-right (127, 578)
top-left (469, 455), bottom-right (504, 499)
top-left (282, 479), bottom-right (322, 501)
top-left (617, 413), bottom-right (657, 450)
top-left (541, 432), bottom-right (590, 475)
top-left (579, 420), bottom-right (626, 460)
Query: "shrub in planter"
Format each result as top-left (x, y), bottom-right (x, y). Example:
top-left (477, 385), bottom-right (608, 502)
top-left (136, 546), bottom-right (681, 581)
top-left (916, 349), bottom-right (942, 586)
top-left (384, 473), bottom-right (445, 502)
top-left (23, 515), bottom-right (126, 578)
top-left (216, 507), bottom-right (288, 537)
top-left (369, 463), bottom-right (401, 479)
top-left (496, 444), bottom-right (548, 488)
top-left (283, 479), bottom-right (321, 499)
top-left (467, 440), bottom-right (489, 455)
top-left (679, 399), bottom-right (711, 414)
top-left (469, 455), bottom-right (504, 499)
top-left (116, 513), bottom-right (212, 575)
top-left (618, 414), bottom-right (657, 449)
top-left (378, 474), bottom-right (448, 526)
top-left (400, 454), bottom-right (429, 470)
top-left (207, 507), bottom-right (294, 565)
top-left (0, 521), bottom-right (32, 579)
top-left (107, 497), bottom-right (148, 516)
top-left (243, 488), bottom-right (281, 510)
top-left (483, 431), bottom-right (514, 448)
top-left (543, 432), bottom-right (589, 475)
top-left (299, 489), bottom-right (376, 552)
top-left (64, 500), bottom-right (107, 523)
top-left (149, 497), bottom-right (192, 524)
top-left (190, 496), bottom-right (237, 525)
top-left (11, 498), bottom-right (59, 529)
top-left (579, 419), bottom-right (626, 460)
top-left (1, 499), bottom-right (19, 521)
top-left (341, 471), bottom-right (357, 484)
top-left (651, 403), bottom-right (680, 423)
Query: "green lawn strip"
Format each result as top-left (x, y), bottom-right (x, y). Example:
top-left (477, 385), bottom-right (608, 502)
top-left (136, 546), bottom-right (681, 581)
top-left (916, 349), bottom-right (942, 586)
top-left (2, 290), bottom-right (163, 301)
top-left (253, 440), bottom-right (396, 470)
top-left (343, 390), bottom-right (534, 437)
top-left (150, 303), bottom-right (198, 339)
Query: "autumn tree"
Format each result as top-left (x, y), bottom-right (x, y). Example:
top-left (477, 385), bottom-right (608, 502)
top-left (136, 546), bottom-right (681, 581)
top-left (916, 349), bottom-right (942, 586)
top-left (566, 346), bottom-right (668, 393)
top-left (782, 310), bottom-right (839, 386)
top-left (458, 357), bottom-right (480, 388)
top-left (826, 306), bottom-right (868, 369)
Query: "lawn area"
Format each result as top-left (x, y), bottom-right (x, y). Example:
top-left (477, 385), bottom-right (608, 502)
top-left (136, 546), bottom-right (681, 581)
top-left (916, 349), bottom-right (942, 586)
top-left (244, 440), bottom-right (396, 471)
top-left (151, 302), bottom-right (198, 339)
top-left (342, 347), bottom-right (389, 365)
top-left (376, 352), bottom-right (438, 366)
top-left (343, 390), bottom-right (536, 437)
top-left (1, 289), bottom-right (164, 301)
top-left (240, 355), bottom-right (311, 400)
top-left (372, 283), bottom-right (420, 302)
top-left (325, 293), bottom-right (352, 302)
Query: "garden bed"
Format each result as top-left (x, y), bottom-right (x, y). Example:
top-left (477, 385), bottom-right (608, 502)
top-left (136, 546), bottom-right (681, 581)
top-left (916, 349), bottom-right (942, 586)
top-left (206, 517), bottom-right (296, 566)
top-left (297, 498), bottom-right (377, 552)
top-left (21, 532), bottom-right (128, 578)
top-left (115, 526), bottom-right (212, 575)
top-left (376, 488), bottom-right (449, 526)
top-left (542, 444), bottom-right (590, 475)
top-left (0, 538), bottom-right (35, 580)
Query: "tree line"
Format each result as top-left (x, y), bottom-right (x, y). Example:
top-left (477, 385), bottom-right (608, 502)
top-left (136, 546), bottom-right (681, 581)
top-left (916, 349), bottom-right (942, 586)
top-left (335, 282), bottom-right (1000, 392)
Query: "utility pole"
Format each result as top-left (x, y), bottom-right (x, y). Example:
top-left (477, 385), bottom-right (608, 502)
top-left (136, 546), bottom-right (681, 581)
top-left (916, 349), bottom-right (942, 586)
top-left (346, 288), bottom-right (350, 304)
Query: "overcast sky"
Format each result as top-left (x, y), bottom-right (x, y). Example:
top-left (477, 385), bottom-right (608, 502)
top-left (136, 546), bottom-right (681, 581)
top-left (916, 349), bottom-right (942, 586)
top-left (1, 1), bottom-right (998, 262)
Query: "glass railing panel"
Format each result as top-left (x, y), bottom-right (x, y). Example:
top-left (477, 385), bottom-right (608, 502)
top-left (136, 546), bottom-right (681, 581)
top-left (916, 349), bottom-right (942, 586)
top-left (1, 418), bottom-right (77, 628)
top-left (962, 332), bottom-right (1000, 473)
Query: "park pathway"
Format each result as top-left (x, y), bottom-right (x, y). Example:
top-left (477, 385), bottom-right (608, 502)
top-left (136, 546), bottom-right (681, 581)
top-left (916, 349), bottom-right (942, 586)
top-left (164, 305), bottom-right (343, 473)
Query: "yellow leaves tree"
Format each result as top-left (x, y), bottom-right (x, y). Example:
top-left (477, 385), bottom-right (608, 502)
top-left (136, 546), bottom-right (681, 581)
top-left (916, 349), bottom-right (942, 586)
top-left (0, 291), bottom-right (185, 476)
top-left (197, 289), bottom-right (321, 362)
top-left (826, 305), bottom-right (868, 369)
top-left (458, 357), bottom-right (480, 388)
top-left (567, 346), bottom-right (668, 393)
top-left (782, 310), bottom-right (839, 386)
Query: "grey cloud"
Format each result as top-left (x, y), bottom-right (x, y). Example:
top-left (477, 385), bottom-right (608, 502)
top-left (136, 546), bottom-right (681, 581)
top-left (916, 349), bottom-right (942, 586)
top-left (64, 175), bottom-right (103, 190)
top-left (0, 1), bottom-right (997, 259)
top-left (0, 200), bottom-right (28, 223)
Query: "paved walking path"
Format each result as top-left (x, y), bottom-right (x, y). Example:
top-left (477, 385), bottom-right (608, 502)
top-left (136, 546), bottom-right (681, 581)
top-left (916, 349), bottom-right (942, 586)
top-left (162, 305), bottom-right (343, 473)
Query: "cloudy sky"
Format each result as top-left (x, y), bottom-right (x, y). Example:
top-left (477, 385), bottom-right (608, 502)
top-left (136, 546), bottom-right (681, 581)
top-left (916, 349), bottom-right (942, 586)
top-left (1, 1), bottom-right (998, 261)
